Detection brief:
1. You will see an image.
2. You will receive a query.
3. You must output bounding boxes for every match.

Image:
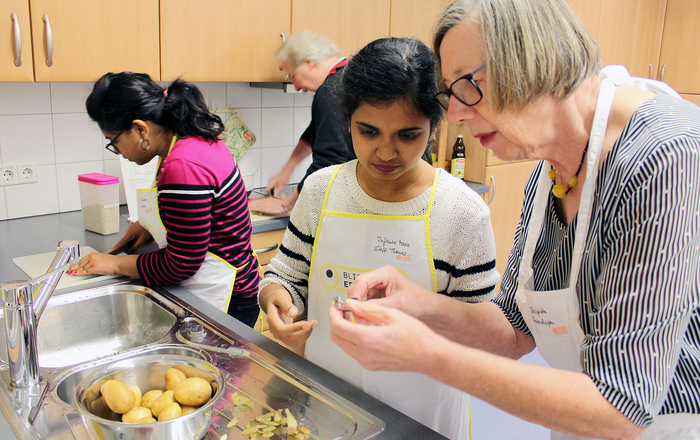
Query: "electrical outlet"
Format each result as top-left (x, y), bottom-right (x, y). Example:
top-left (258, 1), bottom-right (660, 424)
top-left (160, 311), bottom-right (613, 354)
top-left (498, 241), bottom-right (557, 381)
top-left (18, 164), bottom-right (38, 184)
top-left (0, 165), bottom-right (19, 186)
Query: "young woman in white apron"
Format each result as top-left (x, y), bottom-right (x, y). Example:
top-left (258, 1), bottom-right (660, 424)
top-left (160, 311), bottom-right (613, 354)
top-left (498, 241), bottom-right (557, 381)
top-left (69, 73), bottom-right (260, 327)
top-left (258, 38), bottom-right (500, 439)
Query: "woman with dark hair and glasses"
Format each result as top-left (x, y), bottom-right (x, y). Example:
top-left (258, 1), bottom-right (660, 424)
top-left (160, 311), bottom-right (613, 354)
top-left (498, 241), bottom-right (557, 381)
top-left (258, 37), bottom-right (499, 439)
top-left (68, 72), bottom-right (260, 327)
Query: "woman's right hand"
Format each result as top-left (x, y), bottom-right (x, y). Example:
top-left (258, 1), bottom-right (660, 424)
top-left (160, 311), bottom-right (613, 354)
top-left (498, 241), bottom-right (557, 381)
top-left (267, 170), bottom-right (292, 197)
top-left (261, 286), bottom-right (317, 347)
top-left (346, 265), bottom-right (427, 316)
top-left (107, 222), bottom-right (151, 254)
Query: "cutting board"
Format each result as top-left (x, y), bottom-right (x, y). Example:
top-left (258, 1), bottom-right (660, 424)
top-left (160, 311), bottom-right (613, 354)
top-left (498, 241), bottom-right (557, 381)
top-left (12, 246), bottom-right (121, 290)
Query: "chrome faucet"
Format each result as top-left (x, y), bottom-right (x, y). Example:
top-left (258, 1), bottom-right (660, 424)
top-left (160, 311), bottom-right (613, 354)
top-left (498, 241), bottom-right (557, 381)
top-left (1, 239), bottom-right (80, 392)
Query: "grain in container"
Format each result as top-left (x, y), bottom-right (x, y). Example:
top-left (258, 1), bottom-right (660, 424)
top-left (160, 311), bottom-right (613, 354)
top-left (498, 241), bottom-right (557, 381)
top-left (78, 173), bottom-right (120, 235)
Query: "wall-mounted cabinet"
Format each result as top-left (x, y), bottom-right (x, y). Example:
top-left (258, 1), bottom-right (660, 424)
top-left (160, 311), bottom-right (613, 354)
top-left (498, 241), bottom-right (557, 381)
top-left (389, 0), bottom-right (451, 47)
top-left (161, 0), bottom-right (291, 82)
top-left (30, 0), bottom-right (160, 82)
top-left (291, 0), bottom-right (390, 58)
top-left (1, 0), bottom-right (34, 82)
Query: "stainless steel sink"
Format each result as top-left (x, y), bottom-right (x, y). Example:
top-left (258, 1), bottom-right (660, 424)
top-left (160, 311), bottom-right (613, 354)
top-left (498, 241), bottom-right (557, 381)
top-left (0, 282), bottom-right (385, 440)
top-left (0, 287), bottom-right (177, 368)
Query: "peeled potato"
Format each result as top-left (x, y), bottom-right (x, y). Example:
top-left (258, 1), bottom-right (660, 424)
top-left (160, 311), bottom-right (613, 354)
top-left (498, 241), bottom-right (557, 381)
top-left (141, 390), bottom-right (164, 409)
top-left (173, 364), bottom-right (215, 382)
top-left (158, 402), bottom-right (182, 421)
top-left (101, 380), bottom-right (136, 414)
top-left (165, 368), bottom-right (187, 390)
top-left (151, 390), bottom-right (176, 418)
top-left (181, 405), bottom-right (197, 416)
top-left (174, 377), bottom-right (212, 407)
top-left (122, 406), bottom-right (152, 423)
top-left (129, 386), bottom-right (142, 410)
top-left (136, 416), bottom-right (157, 424)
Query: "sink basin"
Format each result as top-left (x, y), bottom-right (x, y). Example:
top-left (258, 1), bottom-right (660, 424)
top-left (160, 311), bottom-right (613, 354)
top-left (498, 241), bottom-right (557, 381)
top-left (0, 287), bottom-right (177, 368)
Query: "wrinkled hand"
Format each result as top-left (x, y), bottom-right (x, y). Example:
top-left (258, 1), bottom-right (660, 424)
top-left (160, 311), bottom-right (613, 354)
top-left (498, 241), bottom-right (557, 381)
top-left (67, 252), bottom-right (118, 276)
top-left (248, 190), bottom-right (298, 216)
top-left (108, 222), bottom-right (151, 254)
top-left (267, 171), bottom-right (292, 197)
top-left (329, 299), bottom-right (436, 373)
top-left (263, 288), bottom-right (317, 347)
top-left (346, 265), bottom-right (426, 316)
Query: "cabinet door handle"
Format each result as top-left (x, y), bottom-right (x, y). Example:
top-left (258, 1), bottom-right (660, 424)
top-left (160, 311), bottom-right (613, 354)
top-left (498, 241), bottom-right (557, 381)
top-left (280, 30), bottom-right (286, 42)
top-left (660, 64), bottom-right (666, 82)
top-left (43, 14), bottom-right (53, 67)
top-left (488, 175), bottom-right (496, 204)
top-left (11, 12), bottom-right (22, 67)
top-left (254, 244), bottom-right (279, 255)
top-left (648, 63), bottom-right (653, 80)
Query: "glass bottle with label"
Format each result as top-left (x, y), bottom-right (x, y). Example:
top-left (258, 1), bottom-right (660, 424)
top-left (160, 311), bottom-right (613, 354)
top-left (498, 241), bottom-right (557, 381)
top-left (451, 135), bottom-right (466, 179)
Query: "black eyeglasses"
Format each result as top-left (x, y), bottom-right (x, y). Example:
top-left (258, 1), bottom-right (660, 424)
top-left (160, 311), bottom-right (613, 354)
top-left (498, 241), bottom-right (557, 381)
top-left (105, 130), bottom-right (125, 154)
top-left (435, 64), bottom-right (486, 111)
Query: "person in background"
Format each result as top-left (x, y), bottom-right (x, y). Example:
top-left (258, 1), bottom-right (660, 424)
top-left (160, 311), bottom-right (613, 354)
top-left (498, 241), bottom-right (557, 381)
top-left (329, 0), bottom-right (700, 439)
top-left (68, 72), bottom-right (261, 327)
top-left (259, 37), bottom-right (499, 439)
top-left (249, 30), bottom-right (355, 215)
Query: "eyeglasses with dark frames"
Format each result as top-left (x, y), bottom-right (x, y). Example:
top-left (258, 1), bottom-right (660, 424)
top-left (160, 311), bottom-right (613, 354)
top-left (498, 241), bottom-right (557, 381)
top-left (105, 130), bottom-right (125, 155)
top-left (435, 64), bottom-right (486, 111)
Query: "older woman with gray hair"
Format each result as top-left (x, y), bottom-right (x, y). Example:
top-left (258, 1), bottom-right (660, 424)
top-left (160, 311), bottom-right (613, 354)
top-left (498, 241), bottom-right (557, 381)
top-left (250, 30), bottom-right (354, 215)
top-left (329, 0), bottom-right (700, 439)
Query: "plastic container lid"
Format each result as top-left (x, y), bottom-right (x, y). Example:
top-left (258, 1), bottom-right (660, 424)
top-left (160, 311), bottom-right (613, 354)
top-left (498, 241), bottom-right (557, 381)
top-left (78, 173), bottom-right (119, 185)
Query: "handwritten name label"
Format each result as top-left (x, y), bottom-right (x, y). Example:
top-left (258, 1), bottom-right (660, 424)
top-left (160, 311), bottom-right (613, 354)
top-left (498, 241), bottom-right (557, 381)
top-left (373, 235), bottom-right (413, 259)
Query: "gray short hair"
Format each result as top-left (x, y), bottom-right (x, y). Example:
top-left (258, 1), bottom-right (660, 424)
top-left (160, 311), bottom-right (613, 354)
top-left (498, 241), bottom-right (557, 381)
top-left (276, 30), bottom-right (342, 66)
top-left (434, 0), bottom-right (601, 112)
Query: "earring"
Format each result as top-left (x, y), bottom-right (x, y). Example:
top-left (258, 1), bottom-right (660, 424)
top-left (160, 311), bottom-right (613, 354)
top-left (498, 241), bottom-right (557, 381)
top-left (139, 138), bottom-right (151, 152)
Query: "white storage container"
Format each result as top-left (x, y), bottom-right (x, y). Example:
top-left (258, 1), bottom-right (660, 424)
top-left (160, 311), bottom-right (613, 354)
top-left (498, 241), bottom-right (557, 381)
top-left (78, 173), bottom-right (120, 235)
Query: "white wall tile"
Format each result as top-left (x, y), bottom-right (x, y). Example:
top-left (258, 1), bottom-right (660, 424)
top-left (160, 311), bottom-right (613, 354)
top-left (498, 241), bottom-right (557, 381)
top-left (238, 148), bottom-right (262, 189)
top-left (103, 159), bottom-right (127, 206)
top-left (0, 190), bottom-right (7, 220)
top-left (56, 161), bottom-right (105, 212)
top-left (0, 83), bottom-right (51, 115)
top-left (50, 83), bottom-right (93, 113)
top-left (293, 107), bottom-right (312, 143)
top-left (192, 82), bottom-right (227, 110)
top-left (294, 92), bottom-right (314, 107)
top-left (5, 165), bottom-right (59, 218)
top-left (261, 108), bottom-right (294, 148)
top-left (235, 108), bottom-right (262, 148)
top-left (262, 88), bottom-right (294, 108)
top-left (226, 83), bottom-right (262, 108)
top-left (53, 113), bottom-right (103, 164)
top-left (293, 155), bottom-right (313, 184)
top-left (261, 146), bottom-right (293, 186)
top-left (0, 114), bottom-right (54, 165)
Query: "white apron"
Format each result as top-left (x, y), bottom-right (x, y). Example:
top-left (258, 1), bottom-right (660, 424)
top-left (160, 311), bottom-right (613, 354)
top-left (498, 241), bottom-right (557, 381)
top-left (514, 76), bottom-right (700, 439)
top-left (306, 164), bottom-right (471, 439)
top-left (137, 136), bottom-right (237, 312)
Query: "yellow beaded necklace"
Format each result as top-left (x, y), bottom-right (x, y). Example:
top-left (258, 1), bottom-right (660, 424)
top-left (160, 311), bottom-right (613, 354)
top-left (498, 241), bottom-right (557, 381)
top-left (549, 143), bottom-right (589, 199)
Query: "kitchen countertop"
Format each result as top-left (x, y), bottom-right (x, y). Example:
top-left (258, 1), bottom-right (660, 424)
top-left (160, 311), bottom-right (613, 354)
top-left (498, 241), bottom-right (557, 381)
top-left (0, 206), bottom-right (445, 439)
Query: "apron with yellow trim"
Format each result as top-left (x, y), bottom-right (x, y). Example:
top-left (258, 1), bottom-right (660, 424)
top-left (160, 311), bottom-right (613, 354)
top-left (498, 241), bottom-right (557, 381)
top-left (306, 164), bottom-right (471, 440)
top-left (515, 77), bottom-right (700, 439)
top-left (137, 136), bottom-right (237, 312)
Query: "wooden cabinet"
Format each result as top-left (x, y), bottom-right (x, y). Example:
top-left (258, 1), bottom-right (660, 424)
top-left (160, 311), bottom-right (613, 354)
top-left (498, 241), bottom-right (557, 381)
top-left (438, 124), bottom-right (537, 287)
top-left (1, 0), bottom-right (34, 82)
top-left (291, 0), bottom-right (390, 57)
top-left (597, 0), bottom-right (666, 79)
top-left (657, 0), bottom-right (700, 94)
top-left (389, 0), bottom-right (451, 47)
top-left (29, 0), bottom-right (159, 82)
top-left (566, 0), bottom-right (602, 39)
top-left (160, 0), bottom-right (291, 82)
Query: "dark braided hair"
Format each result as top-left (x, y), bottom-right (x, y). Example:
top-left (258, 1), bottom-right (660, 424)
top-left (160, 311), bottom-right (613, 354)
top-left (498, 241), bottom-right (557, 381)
top-left (86, 72), bottom-right (223, 143)
top-left (340, 37), bottom-right (442, 132)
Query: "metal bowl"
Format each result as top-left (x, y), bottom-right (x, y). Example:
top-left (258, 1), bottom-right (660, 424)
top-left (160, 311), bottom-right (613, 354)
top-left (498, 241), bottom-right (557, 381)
top-left (74, 353), bottom-right (225, 440)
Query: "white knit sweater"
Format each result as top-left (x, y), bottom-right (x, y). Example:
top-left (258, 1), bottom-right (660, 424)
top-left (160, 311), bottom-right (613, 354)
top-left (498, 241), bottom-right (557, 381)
top-left (259, 160), bottom-right (500, 314)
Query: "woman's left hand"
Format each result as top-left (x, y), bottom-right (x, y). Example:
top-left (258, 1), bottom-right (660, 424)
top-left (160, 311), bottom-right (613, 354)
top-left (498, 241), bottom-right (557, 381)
top-left (67, 252), bottom-right (119, 276)
top-left (329, 299), bottom-right (437, 373)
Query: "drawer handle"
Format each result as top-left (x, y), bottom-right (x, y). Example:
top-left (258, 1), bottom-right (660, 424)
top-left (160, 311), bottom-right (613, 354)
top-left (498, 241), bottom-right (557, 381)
top-left (254, 244), bottom-right (279, 255)
top-left (11, 12), bottom-right (22, 67)
top-left (43, 14), bottom-right (53, 67)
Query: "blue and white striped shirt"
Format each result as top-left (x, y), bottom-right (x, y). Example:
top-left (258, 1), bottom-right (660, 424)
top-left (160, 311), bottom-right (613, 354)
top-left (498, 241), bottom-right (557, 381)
top-left (494, 93), bottom-right (700, 428)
